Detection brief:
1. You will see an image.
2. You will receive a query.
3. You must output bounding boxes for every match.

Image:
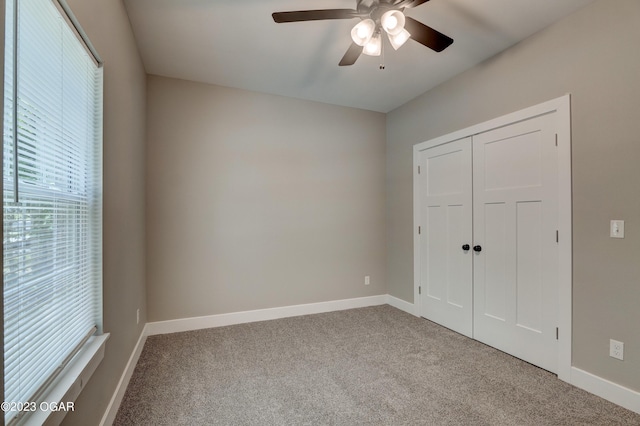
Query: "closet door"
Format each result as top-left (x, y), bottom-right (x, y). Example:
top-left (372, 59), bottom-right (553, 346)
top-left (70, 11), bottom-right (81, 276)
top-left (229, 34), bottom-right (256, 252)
top-left (472, 113), bottom-right (559, 373)
top-left (417, 137), bottom-right (473, 337)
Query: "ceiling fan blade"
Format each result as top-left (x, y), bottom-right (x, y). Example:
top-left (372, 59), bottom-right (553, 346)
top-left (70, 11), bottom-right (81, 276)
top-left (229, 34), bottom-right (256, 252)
top-left (405, 16), bottom-right (453, 52)
top-left (339, 42), bottom-right (363, 66)
top-left (393, 0), bottom-right (431, 8)
top-left (406, 0), bottom-right (432, 8)
top-left (272, 9), bottom-right (359, 23)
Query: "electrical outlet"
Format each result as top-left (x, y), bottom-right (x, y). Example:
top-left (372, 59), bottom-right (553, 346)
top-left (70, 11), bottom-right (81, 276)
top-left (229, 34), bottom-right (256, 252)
top-left (610, 220), bottom-right (625, 238)
top-left (364, 275), bottom-right (370, 285)
top-left (610, 339), bottom-right (624, 360)
top-left (137, 309), bottom-right (140, 325)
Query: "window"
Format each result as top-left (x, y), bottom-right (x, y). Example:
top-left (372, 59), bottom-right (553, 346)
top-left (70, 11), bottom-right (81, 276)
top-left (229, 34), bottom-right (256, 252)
top-left (3, 0), bottom-right (103, 423)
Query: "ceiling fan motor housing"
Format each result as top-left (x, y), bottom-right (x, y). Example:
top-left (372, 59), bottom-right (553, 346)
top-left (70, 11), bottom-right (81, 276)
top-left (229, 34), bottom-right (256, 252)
top-left (357, 0), bottom-right (402, 22)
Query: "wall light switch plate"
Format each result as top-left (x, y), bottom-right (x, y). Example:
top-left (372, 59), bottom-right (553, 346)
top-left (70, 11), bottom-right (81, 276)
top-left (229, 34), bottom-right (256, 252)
top-left (610, 220), bottom-right (625, 238)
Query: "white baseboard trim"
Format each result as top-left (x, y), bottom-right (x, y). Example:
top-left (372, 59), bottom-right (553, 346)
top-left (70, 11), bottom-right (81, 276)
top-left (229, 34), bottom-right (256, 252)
top-left (570, 367), bottom-right (640, 414)
top-left (146, 295), bottom-right (388, 336)
top-left (100, 326), bottom-right (148, 426)
top-left (386, 295), bottom-right (416, 316)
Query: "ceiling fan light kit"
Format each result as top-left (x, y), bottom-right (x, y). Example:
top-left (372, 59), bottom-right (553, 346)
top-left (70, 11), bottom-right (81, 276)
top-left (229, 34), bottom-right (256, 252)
top-left (359, 10), bottom-right (407, 55)
top-left (363, 32), bottom-right (382, 56)
top-left (272, 0), bottom-right (453, 67)
top-left (351, 19), bottom-right (376, 46)
top-left (380, 10), bottom-right (405, 35)
top-left (388, 28), bottom-right (411, 50)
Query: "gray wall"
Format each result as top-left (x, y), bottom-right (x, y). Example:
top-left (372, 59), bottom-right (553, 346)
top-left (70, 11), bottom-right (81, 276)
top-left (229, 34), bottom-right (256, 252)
top-left (62, 0), bottom-right (147, 424)
top-left (146, 76), bottom-right (387, 321)
top-left (387, 0), bottom-right (640, 392)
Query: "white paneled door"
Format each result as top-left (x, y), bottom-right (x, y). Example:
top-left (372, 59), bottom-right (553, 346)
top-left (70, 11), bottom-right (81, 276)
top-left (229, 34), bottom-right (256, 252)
top-left (415, 104), bottom-right (564, 374)
top-left (417, 137), bottom-right (473, 338)
top-left (473, 113), bottom-right (558, 373)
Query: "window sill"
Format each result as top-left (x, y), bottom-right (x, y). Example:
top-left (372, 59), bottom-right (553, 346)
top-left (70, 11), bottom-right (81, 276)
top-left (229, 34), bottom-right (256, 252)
top-left (14, 333), bottom-right (110, 426)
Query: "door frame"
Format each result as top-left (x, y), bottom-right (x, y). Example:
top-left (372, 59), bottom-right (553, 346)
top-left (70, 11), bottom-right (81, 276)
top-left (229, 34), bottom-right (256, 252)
top-left (413, 95), bottom-right (572, 382)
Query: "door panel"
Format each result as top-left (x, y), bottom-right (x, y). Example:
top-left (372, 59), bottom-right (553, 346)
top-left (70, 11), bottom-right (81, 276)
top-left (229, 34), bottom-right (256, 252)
top-left (483, 202), bottom-right (508, 322)
top-left (483, 131), bottom-right (542, 190)
top-left (516, 201), bottom-right (543, 333)
top-left (473, 113), bottom-right (558, 373)
top-left (427, 149), bottom-right (464, 196)
top-left (426, 206), bottom-right (445, 300)
top-left (418, 138), bottom-right (473, 338)
top-left (446, 205), bottom-right (465, 307)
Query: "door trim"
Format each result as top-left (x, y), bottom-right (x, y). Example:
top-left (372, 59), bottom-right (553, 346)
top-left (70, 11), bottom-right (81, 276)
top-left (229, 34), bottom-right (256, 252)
top-left (413, 95), bottom-right (572, 382)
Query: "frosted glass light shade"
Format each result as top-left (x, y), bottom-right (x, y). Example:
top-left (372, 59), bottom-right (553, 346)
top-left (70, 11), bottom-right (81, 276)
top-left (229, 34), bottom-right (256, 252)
top-left (381, 10), bottom-right (405, 36)
top-left (388, 28), bottom-right (411, 50)
top-left (351, 19), bottom-right (376, 46)
top-left (363, 32), bottom-right (382, 56)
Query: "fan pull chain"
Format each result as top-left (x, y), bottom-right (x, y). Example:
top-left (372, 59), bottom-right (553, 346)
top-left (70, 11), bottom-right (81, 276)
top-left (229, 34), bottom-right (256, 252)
top-left (380, 36), bottom-right (386, 70)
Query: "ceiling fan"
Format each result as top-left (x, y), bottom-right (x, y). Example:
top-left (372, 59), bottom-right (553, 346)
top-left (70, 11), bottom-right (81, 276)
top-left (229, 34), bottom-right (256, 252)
top-left (272, 0), bottom-right (453, 66)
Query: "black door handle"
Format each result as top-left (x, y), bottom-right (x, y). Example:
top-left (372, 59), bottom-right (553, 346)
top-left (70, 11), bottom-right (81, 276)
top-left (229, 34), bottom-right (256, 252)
top-left (473, 245), bottom-right (482, 252)
top-left (462, 244), bottom-right (470, 251)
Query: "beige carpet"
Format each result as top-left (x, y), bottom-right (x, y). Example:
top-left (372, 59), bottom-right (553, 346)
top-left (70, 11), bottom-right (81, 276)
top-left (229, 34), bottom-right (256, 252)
top-left (115, 305), bottom-right (640, 425)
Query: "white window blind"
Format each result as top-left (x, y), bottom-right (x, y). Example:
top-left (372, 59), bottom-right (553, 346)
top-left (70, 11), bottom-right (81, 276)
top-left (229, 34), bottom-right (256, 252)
top-left (3, 0), bottom-right (103, 423)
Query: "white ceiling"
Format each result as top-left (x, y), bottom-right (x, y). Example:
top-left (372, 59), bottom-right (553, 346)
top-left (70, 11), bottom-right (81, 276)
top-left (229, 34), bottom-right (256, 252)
top-left (123, 0), bottom-right (596, 113)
